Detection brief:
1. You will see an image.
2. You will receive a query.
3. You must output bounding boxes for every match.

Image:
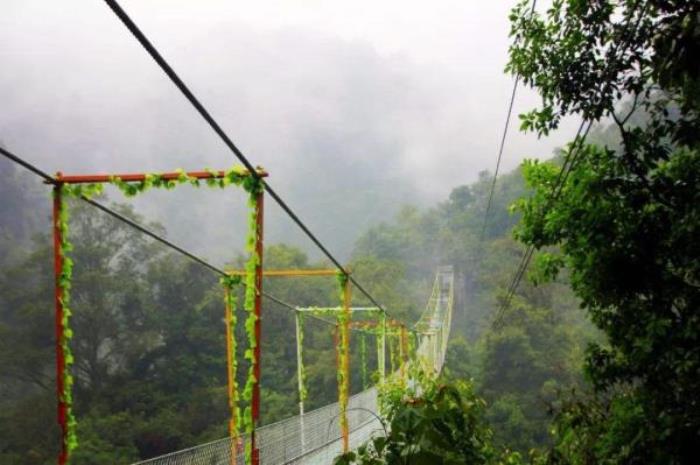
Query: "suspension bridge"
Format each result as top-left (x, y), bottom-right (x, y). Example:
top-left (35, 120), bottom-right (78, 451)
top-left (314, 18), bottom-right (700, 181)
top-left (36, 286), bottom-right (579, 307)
top-left (0, 96), bottom-right (457, 465)
top-left (0, 1), bottom-right (457, 463)
top-left (131, 266), bottom-right (455, 465)
top-left (0, 141), bottom-right (458, 465)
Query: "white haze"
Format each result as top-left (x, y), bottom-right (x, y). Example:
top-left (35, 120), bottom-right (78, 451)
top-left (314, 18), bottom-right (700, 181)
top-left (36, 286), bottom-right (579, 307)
top-left (0, 0), bottom-right (580, 262)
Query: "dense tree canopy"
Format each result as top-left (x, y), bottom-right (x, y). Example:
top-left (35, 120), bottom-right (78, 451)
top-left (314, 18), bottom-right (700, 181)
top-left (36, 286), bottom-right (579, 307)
top-left (507, 0), bottom-right (700, 463)
top-left (2, 2), bottom-right (697, 464)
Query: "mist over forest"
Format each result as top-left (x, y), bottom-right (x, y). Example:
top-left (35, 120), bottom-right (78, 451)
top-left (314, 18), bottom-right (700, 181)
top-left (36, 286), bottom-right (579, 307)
top-left (0, 0), bottom-right (579, 262)
top-left (2, 1), bottom-right (698, 465)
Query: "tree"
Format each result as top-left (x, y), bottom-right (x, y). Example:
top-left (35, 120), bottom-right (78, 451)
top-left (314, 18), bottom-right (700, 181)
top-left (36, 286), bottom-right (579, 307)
top-left (334, 376), bottom-right (518, 465)
top-left (508, 1), bottom-right (700, 463)
top-left (479, 299), bottom-right (580, 452)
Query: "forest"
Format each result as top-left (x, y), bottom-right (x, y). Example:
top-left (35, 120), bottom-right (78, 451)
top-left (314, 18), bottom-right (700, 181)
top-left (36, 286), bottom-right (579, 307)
top-left (1, 0), bottom-right (699, 464)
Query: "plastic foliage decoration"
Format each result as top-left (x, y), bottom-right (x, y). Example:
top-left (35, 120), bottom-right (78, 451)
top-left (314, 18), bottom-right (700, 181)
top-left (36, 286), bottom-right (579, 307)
top-left (237, 175), bottom-right (263, 465)
top-left (54, 166), bottom-right (262, 464)
top-left (54, 183), bottom-right (107, 459)
top-left (388, 330), bottom-right (398, 373)
top-left (55, 189), bottom-right (76, 458)
top-left (376, 314), bottom-right (386, 382)
top-left (221, 275), bottom-right (242, 446)
top-left (408, 330), bottom-right (417, 363)
top-left (360, 332), bottom-right (368, 390)
top-left (296, 311), bottom-right (308, 403)
top-left (336, 271), bottom-right (351, 445)
top-left (296, 306), bottom-right (347, 406)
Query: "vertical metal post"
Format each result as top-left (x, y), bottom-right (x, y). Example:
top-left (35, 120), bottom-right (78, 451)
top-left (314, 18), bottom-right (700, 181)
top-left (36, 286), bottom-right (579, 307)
top-left (433, 333), bottom-right (438, 373)
top-left (224, 285), bottom-right (238, 465)
top-left (53, 179), bottom-right (67, 465)
top-left (400, 325), bottom-right (408, 383)
top-left (426, 333), bottom-right (433, 373)
top-left (340, 277), bottom-right (351, 453)
top-left (333, 322), bottom-right (342, 443)
top-left (379, 311), bottom-right (386, 383)
top-left (360, 332), bottom-right (367, 390)
top-left (251, 191), bottom-right (264, 465)
top-left (295, 310), bottom-right (306, 452)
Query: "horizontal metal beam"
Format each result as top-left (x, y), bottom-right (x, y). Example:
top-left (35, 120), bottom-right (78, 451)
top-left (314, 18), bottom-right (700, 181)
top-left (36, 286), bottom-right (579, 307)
top-left (228, 268), bottom-right (338, 277)
top-left (295, 306), bottom-right (380, 312)
top-left (55, 168), bottom-right (268, 184)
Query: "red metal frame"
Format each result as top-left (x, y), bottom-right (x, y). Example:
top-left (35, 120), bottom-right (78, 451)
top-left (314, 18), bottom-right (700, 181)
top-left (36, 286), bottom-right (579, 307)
top-left (53, 177), bottom-right (68, 465)
top-left (58, 169), bottom-right (267, 184)
top-left (251, 190), bottom-right (264, 465)
top-left (224, 285), bottom-right (238, 465)
top-left (49, 168), bottom-right (266, 465)
top-left (340, 278), bottom-right (351, 453)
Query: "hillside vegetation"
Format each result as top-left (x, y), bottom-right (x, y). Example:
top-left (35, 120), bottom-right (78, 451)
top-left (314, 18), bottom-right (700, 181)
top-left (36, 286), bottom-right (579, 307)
top-left (1, 1), bottom-right (698, 464)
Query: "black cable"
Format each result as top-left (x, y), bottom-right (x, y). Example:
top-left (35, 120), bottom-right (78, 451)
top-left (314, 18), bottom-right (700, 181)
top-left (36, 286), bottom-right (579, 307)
top-left (1, 145), bottom-right (306, 312)
top-left (99, 0), bottom-right (381, 316)
top-left (1, 146), bottom-right (54, 181)
top-left (492, 0), bottom-right (645, 329)
top-left (90, 197), bottom-right (379, 331)
top-left (480, 76), bottom-right (520, 243)
top-left (101, 0), bottom-right (393, 319)
top-left (82, 196), bottom-right (224, 275)
top-left (4, 145), bottom-right (393, 336)
top-left (479, 0), bottom-right (537, 243)
top-left (493, 121), bottom-right (589, 328)
top-left (80, 199), bottom-right (302, 313)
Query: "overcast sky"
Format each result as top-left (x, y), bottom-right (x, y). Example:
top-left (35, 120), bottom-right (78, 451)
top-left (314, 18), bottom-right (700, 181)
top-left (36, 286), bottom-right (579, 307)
top-left (0, 0), bottom-right (581, 259)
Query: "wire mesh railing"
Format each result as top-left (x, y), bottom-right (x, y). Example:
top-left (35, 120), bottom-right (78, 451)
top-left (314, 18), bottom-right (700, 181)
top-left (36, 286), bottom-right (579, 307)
top-left (415, 266), bottom-right (454, 374)
top-left (131, 267), bottom-right (454, 465)
top-left (131, 388), bottom-right (379, 465)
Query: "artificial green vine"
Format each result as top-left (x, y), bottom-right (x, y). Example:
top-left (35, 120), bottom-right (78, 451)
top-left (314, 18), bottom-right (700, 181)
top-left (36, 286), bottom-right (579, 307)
top-left (239, 181), bottom-right (262, 465)
top-left (377, 313), bottom-right (386, 382)
top-left (221, 275), bottom-right (242, 445)
top-left (296, 312), bottom-right (308, 403)
top-left (389, 331), bottom-right (399, 373)
top-left (408, 331), bottom-right (417, 363)
top-left (56, 187), bottom-right (78, 458)
top-left (336, 271), bottom-right (351, 445)
top-left (55, 166), bottom-right (263, 464)
top-left (360, 332), bottom-right (368, 390)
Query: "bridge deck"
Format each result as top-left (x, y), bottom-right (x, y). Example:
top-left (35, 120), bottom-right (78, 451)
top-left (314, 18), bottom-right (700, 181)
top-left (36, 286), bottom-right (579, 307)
top-left (131, 268), bottom-right (454, 465)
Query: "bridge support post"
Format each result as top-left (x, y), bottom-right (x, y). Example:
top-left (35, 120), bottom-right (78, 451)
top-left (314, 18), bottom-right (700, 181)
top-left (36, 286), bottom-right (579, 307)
top-left (53, 180), bottom-right (68, 465)
top-left (295, 310), bottom-right (306, 453)
top-left (339, 276), bottom-right (351, 453)
top-left (379, 311), bottom-right (386, 384)
top-left (251, 190), bottom-right (264, 465)
top-left (224, 284), bottom-right (238, 465)
top-left (400, 325), bottom-right (408, 384)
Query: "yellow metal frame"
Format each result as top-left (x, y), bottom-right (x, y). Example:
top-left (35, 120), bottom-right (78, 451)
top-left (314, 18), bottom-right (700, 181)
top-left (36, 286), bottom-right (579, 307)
top-left (227, 268), bottom-right (338, 277)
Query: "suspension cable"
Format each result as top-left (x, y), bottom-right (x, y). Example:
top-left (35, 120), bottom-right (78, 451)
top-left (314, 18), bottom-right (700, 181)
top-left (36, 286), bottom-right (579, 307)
top-left (479, 0), bottom-right (537, 243)
top-left (0, 146), bottom-right (322, 318)
top-left (2, 146), bottom-right (384, 333)
top-left (492, 0), bottom-right (645, 328)
top-left (101, 0), bottom-right (393, 320)
top-left (493, 120), bottom-right (591, 328)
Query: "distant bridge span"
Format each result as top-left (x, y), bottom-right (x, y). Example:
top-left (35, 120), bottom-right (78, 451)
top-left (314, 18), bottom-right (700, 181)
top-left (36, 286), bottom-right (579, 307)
top-left (132, 267), bottom-right (454, 465)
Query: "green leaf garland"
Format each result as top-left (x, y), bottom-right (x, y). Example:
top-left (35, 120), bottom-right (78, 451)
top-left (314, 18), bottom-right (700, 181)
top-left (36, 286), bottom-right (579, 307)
top-left (54, 166), bottom-right (262, 464)
top-left (221, 275), bottom-right (242, 447)
top-left (296, 312), bottom-right (308, 403)
top-left (56, 186), bottom-right (78, 457)
top-left (241, 190), bottom-right (261, 465)
top-left (335, 272), bottom-right (351, 447)
top-left (360, 332), bottom-right (368, 390)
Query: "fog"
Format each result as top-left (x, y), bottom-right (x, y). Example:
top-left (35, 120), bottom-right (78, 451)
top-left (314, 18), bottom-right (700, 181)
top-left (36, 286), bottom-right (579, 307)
top-left (0, 0), bottom-right (580, 261)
